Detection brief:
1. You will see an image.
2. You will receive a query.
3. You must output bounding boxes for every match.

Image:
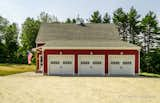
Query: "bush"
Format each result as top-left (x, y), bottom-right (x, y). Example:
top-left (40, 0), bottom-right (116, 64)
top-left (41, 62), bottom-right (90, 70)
top-left (141, 49), bottom-right (160, 74)
top-left (0, 43), bottom-right (7, 63)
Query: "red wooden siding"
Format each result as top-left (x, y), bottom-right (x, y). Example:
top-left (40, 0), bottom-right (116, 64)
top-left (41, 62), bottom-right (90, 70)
top-left (36, 43), bottom-right (45, 72)
top-left (43, 49), bottom-right (139, 75)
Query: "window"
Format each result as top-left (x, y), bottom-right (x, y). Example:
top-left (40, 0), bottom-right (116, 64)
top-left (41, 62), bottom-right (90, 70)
top-left (40, 56), bottom-right (43, 62)
top-left (50, 61), bottom-right (60, 64)
top-left (123, 61), bottom-right (132, 65)
top-left (63, 61), bottom-right (72, 64)
top-left (40, 56), bottom-right (43, 66)
top-left (93, 61), bottom-right (102, 64)
top-left (111, 61), bottom-right (120, 64)
top-left (81, 61), bottom-right (89, 64)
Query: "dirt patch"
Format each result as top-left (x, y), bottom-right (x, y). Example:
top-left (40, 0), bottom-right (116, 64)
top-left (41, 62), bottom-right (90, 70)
top-left (0, 72), bottom-right (160, 103)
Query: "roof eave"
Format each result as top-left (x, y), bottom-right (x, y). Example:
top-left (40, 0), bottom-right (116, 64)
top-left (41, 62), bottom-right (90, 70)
top-left (40, 46), bottom-right (141, 51)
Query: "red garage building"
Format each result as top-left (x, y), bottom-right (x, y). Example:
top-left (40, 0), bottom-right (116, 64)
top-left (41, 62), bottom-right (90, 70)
top-left (36, 23), bottom-right (140, 76)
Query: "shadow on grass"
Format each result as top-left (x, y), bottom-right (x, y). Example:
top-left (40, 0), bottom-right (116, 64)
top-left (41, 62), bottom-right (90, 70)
top-left (0, 64), bottom-right (36, 76)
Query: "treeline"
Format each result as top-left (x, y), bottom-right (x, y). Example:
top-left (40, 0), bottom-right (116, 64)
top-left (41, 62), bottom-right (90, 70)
top-left (0, 7), bottom-right (160, 73)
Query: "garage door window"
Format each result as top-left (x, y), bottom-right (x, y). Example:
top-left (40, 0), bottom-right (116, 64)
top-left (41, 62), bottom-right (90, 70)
top-left (51, 61), bottom-right (60, 64)
top-left (111, 61), bottom-right (120, 65)
top-left (81, 61), bottom-right (89, 64)
top-left (63, 61), bottom-right (72, 64)
top-left (93, 61), bottom-right (102, 64)
top-left (123, 61), bottom-right (132, 65)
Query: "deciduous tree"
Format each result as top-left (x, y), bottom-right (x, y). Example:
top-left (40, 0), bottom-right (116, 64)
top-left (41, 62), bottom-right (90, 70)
top-left (0, 16), bottom-right (9, 43)
top-left (4, 23), bottom-right (19, 62)
top-left (21, 18), bottom-right (40, 50)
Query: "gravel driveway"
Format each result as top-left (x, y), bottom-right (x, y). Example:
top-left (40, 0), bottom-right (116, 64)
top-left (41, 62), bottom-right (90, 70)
top-left (0, 72), bottom-right (160, 103)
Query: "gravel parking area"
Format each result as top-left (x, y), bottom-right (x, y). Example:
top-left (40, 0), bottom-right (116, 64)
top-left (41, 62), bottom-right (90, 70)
top-left (0, 72), bottom-right (160, 103)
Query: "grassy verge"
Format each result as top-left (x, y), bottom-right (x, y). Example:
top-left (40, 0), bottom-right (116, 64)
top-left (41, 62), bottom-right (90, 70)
top-left (140, 72), bottom-right (160, 78)
top-left (0, 64), bottom-right (36, 76)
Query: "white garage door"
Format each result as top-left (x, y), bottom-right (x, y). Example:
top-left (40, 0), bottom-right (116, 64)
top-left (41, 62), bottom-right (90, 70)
top-left (108, 55), bottom-right (135, 75)
top-left (48, 55), bottom-right (74, 75)
top-left (78, 55), bottom-right (105, 75)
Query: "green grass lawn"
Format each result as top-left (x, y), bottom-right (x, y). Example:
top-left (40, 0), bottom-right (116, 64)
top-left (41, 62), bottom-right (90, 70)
top-left (0, 64), bottom-right (160, 78)
top-left (0, 64), bottom-right (36, 76)
top-left (140, 72), bottom-right (160, 78)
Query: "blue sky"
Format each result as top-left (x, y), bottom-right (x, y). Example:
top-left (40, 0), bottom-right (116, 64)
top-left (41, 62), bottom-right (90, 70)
top-left (0, 0), bottom-right (160, 26)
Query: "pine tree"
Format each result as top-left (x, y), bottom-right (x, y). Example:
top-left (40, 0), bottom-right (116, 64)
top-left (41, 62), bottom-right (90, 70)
top-left (90, 10), bottom-right (102, 23)
top-left (141, 11), bottom-right (158, 53)
top-left (113, 8), bottom-right (128, 41)
top-left (103, 12), bottom-right (110, 23)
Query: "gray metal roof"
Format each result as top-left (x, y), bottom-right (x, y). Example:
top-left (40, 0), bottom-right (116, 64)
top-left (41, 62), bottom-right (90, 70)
top-left (36, 23), bottom-right (120, 43)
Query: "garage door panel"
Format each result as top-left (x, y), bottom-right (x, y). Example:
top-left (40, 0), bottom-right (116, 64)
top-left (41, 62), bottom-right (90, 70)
top-left (78, 55), bottom-right (105, 75)
top-left (48, 55), bottom-right (74, 75)
top-left (108, 55), bottom-right (135, 75)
